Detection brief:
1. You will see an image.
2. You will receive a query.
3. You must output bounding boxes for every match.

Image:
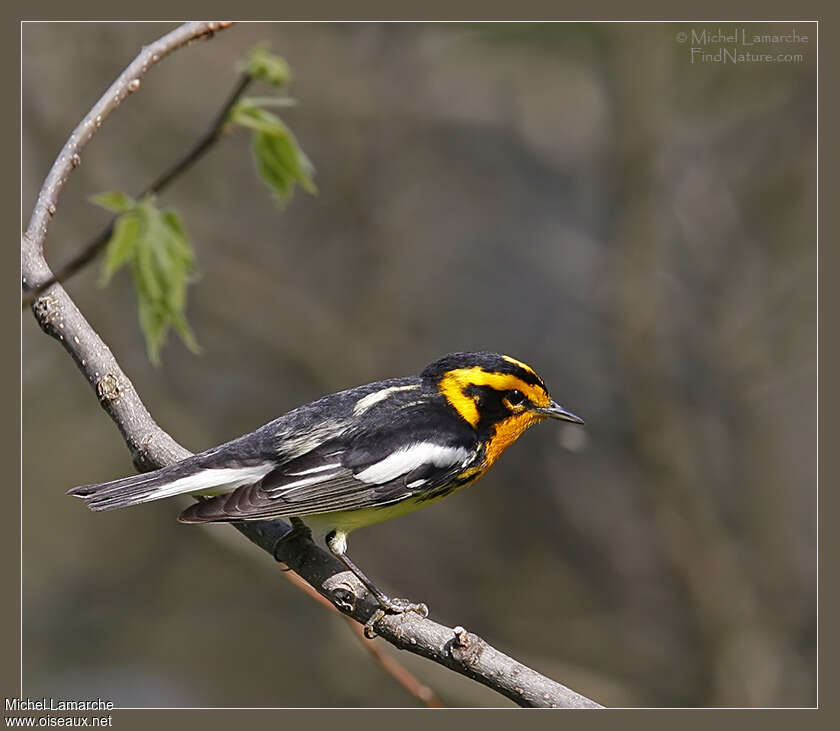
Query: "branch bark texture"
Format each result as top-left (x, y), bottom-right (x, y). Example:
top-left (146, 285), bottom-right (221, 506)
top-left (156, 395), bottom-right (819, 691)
top-left (21, 22), bottom-right (603, 710)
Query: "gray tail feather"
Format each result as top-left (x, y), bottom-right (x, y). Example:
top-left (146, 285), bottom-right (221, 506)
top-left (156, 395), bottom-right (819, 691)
top-left (67, 468), bottom-right (177, 511)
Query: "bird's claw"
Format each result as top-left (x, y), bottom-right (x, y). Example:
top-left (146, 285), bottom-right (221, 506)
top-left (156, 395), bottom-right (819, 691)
top-left (364, 609), bottom-right (386, 638)
top-left (363, 597), bottom-right (429, 638)
top-left (271, 518), bottom-right (312, 563)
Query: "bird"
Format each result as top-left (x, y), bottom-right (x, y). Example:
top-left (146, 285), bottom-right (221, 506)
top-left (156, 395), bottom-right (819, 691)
top-left (69, 351), bottom-right (583, 627)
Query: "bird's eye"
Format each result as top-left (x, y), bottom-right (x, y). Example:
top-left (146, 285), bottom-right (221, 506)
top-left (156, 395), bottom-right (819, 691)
top-left (507, 390), bottom-right (526, 406)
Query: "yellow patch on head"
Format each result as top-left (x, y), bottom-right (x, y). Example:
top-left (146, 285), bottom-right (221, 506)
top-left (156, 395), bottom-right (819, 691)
top-left (502, 355), bottom-right (537, 377)
top-left (438, 366), bottom-right (551, 426)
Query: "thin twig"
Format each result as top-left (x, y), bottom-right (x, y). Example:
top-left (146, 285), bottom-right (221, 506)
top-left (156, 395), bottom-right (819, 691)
top-left (22, 22), bottom-right (233, 271)
top-left (22, 70), bottom-right (251, 307)
top-left (21, 23), bottom-right (604, 709)
top-left (280, 570), bottom-right (444, 708)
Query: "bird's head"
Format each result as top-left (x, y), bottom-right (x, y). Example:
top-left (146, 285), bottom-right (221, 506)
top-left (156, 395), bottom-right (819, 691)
top-left (421, 352), bottom-right (583, 463)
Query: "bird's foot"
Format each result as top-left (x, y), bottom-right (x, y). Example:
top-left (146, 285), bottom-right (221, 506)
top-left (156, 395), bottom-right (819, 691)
top-left (272, 518), bottom-right (312, 565)
top-left (364, 597), bottom-right (429, 638)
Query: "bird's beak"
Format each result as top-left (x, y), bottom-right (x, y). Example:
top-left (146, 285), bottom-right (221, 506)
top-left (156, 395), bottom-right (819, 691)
top-left (535, 400), bottom-right (584, 424)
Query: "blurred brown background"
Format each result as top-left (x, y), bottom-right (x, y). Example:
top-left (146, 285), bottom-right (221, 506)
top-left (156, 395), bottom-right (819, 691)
top-left (22, 22), bottom-right (817, 707)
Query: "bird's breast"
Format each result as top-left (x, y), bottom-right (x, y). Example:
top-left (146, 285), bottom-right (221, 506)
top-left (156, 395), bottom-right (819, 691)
top-left (305, 496), bottom-right (438, 535)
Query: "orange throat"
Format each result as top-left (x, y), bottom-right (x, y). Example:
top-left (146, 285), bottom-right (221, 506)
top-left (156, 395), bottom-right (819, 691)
top-left (482, 412), bottom-right (544, 469)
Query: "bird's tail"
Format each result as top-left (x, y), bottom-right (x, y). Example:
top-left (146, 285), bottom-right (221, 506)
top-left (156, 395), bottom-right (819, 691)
top-left (67, 458), bottom-right (274, 513)
top-left (67, 467), bottom-right (182, 511)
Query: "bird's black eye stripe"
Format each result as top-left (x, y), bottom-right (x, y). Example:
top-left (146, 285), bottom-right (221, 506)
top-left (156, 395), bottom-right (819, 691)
top-left (507, 390), bottom-right (526, 406)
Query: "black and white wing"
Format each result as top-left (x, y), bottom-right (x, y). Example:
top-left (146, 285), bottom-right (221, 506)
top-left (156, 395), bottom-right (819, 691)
top-left (67, 378), bottom-right (417, 512)
top-left (178, 438), bottom-right (475, 523)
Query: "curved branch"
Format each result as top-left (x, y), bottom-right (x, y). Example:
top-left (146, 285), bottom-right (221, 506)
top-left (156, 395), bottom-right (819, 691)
top-left (22, 71), bottom-right (252, 307)
top-left (22, 21), bottom-right (233, 284)
top-left (21, 23), bottom-right (603, 710)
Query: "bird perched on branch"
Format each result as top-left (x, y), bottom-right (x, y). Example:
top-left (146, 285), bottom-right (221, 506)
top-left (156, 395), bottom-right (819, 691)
top-left (69, 351), bottom-right (583, 630)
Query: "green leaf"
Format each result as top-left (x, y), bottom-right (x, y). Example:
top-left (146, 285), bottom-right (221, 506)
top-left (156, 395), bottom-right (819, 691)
top-left (100, 213), bottom-right (141, 284)
top-left (169, 311), bottom-right (200, 355)
top-left (240, 44), bottom-right (292, 87)
top-left (136, 292), bottom-right (167, 366)
top-left (231, 102), bottom-right (317, 205)
top-left (93, 193), bottom-right (201, 365)
top-left (229, 100), bottom-right (284, 133)
top-left (90, 190), bottom-right (135, 213)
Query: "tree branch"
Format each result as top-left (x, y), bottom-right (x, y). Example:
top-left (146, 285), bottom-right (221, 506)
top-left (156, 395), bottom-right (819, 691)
top-left (22, 59), bottom-right (251, 307)
top-left (21, 23), bottom-right (603, 710)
